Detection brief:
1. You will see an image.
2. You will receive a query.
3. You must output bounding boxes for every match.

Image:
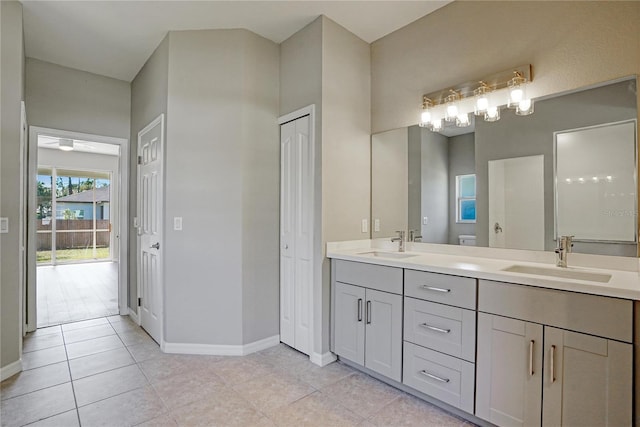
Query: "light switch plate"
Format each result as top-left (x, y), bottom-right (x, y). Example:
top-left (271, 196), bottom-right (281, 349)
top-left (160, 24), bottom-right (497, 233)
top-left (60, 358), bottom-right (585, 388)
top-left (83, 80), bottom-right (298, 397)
top-left (0, 217), bottom-right (7, 233)
top-left (374, 219), bottom-right (380, 232)
top-left (361, 219), bottom-right (368, 233)
top-left (174, 217), bottom-right (183, 231)
top-left (423, 216), bottom-right (429, 225)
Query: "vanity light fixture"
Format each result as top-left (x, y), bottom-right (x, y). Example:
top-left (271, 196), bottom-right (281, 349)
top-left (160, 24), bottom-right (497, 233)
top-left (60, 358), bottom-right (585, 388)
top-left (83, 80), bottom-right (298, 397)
top-left (58, 138), bottom-right (74, 151)
top-left (418, 64), bottom-right (534, 132)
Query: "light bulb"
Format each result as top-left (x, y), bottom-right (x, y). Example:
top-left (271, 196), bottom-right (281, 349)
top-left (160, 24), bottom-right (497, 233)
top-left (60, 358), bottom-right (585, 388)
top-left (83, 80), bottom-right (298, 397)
top-left (476, 96), bottom-right (489, 112)
top-left (456, 113), bottom-right (470, 127)
top-left (516, 98), bottom-right (534, 116)
top-left (484, 106), bottom-right (500, 122)
top-left (419, 110), bottom-right (431, 128)
top-left (430, 118), bottom-right (443, 132)
top-left (446, 104), bottom-right (459, 121)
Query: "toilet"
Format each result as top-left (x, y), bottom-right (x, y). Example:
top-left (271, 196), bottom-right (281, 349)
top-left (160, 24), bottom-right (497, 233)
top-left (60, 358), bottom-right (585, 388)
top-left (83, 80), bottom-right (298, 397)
top-left (458, 235), bottom-right (476, 246)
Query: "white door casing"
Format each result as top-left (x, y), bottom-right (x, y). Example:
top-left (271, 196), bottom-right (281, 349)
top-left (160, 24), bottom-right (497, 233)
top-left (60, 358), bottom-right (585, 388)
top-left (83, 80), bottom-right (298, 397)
top-left (137, 114), bottom-right (164, 344)
top-left (280, 112), bottom-right (314, 355)
top-left (27, 126), bottom-right (129, 332)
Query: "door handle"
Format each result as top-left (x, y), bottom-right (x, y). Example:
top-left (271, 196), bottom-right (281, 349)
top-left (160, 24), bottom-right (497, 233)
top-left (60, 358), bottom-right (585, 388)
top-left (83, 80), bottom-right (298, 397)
top-left (150, 242), bottom-right (160, 250)
top-left (366, 300), bottom-right (372, 324)
top-left (357, 298), bottom-right (363, 322)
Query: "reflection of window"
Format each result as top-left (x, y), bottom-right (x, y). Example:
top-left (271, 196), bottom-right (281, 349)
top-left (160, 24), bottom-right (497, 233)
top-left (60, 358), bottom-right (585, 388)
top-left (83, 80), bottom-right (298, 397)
top-left (456, 174), bottom-right (476, 223)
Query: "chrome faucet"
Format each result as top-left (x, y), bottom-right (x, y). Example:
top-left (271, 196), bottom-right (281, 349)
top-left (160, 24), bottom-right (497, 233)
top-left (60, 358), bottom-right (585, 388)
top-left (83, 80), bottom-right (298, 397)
top-left (555, 235), bottom-right (574, 268)
top-left (408, 230), bottom-right (422, 242)
top-left (391, 230), bottom-right (406, 252)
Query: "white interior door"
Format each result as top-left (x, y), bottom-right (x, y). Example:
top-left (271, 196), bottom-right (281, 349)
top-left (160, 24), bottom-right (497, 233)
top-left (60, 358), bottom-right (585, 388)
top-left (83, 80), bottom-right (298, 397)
top-left (280, 114), bottom-right (313, 355)
top-left (489, 155), bottom-right (544, 250)
top-left (137, 115), bottom-right (164, 343)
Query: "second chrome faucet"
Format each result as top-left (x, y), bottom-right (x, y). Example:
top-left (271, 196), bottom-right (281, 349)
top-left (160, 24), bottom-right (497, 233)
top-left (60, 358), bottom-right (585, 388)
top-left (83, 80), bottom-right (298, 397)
top-left (391, 230), bottom-right (406, 252)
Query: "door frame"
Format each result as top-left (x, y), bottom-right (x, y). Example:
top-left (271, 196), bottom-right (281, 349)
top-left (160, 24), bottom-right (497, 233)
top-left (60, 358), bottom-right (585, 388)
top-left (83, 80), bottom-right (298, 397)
top-left (277, 105), bottom-right (323, 364)
top-left (134, 114), bottom-right (164, 345)
top-left (27, 126), bottom-right (129, 332)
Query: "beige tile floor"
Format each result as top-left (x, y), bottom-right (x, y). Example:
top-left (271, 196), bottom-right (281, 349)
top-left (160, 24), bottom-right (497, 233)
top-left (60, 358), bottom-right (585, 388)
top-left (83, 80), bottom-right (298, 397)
top-left (37, 263), bottom-right (119, 328)
top-left (1, 315), bottom-right (474, 427)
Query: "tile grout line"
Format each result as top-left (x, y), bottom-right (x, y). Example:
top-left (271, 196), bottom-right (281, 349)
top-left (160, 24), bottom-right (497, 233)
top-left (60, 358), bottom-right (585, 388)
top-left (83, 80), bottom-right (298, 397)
top-left (59, 322), bottom-right (82, 427)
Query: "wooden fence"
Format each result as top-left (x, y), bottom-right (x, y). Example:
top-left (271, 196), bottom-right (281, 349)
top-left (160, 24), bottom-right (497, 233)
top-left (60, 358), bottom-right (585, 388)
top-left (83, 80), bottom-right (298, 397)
top-left (37, 220), bottom-right (110, 250)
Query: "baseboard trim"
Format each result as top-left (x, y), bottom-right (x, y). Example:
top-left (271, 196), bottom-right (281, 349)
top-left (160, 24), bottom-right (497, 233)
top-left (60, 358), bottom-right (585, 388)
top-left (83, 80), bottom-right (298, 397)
top-left (128, 308), bottom-right (140, 325)
top-left (1, 359), bottom-right (22, 381)
top-left (162, 335), bottom-right (280, 356)
top-left (310, 351), bottom-right (337, 367)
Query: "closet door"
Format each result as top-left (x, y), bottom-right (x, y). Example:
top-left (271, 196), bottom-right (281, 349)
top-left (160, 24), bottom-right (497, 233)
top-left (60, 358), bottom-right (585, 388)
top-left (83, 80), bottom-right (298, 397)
top-left (280, 115), bottom-right (313, 355)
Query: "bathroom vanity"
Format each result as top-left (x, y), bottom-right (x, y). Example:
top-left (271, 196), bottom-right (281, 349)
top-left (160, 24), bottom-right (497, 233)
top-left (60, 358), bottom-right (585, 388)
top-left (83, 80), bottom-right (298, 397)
top-left (328, 242), bottom-right (639, 427)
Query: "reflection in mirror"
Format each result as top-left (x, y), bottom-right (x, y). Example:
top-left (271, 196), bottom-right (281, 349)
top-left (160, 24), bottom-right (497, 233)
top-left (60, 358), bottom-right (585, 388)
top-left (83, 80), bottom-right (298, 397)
top-left (488, 155), bottom-right (544, 250)
top-left (371, 77), bottom-right (638, 257)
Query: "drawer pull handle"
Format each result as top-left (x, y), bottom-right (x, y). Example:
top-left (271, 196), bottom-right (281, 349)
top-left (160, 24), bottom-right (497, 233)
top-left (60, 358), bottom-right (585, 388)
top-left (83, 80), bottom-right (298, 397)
top-left (550, 345), bottom-right (556, 383)
top-left (419, 323), bottom-right (451, 334)
top-left (420, 285), bottom-right (451, 293)
top-left (357, 298), bottom-right (363, 322)
top-left (529, 340), bottom-right (535, 376)
top-left (420, 370), bottom-right (450, 383)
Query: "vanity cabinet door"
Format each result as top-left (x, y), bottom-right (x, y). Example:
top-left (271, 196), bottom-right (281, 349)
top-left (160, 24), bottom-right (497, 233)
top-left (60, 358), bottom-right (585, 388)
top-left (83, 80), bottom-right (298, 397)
top-left (364, 289), bottom-right (402, 382)
top-left (476, 313), bottom-right (543, 427)
top-left (334, 282), bottom-right (365, 365)
top-left (542, 327), bottom-right (632, 427)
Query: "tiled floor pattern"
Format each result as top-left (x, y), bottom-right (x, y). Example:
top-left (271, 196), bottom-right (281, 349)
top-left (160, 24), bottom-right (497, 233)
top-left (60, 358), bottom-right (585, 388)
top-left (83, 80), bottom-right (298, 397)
top-left (37, 262), bottom-right (119, 328)
top-left (1, 316), bottom-right (474, 427)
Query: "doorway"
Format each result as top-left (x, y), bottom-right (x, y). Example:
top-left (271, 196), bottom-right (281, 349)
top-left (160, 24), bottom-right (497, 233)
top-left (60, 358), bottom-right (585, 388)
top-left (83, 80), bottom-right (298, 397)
top-left (27, 127), bottom-right (129, 332)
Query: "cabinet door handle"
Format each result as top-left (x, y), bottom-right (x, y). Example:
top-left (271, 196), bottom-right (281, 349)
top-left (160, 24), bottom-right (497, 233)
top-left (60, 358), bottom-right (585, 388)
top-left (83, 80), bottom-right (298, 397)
top-left (529, 340), bottom-right (535, 376)
top-left (357, 298), bottom-right (363, 322)
top-left (366, 300), bottom-right (372, 324)
top-left (419, 370), bottom-right (450, 383)
top-left (420, 285), bottom-right (451, 293)
top-left (419, 323), bottom-right (451, 334)
top-left (550, 345), bottom-right (556, 383)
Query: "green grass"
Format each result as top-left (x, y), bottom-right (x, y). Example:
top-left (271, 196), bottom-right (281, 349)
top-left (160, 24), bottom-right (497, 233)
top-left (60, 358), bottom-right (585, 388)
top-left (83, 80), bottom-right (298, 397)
top-left (37, 247), bottom-right (110, 263)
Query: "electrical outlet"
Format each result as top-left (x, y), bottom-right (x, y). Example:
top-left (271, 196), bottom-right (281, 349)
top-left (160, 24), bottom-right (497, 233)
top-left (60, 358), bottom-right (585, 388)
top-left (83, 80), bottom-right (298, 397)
top-left (374, 219), bottom-right (380, 232)
top-left (0, 218), bottom-right (8, 234)
top-left (361, 219), bottom-right (368, 233)
top-left (423, 216), bottom-right (429, 225)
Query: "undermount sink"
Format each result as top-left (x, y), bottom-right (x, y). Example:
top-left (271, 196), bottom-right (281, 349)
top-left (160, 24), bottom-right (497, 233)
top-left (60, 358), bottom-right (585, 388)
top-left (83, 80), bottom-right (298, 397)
top-left (502, 265), bottom-right (612, 283)
top-left (357, 251), bottom-right (419, 259)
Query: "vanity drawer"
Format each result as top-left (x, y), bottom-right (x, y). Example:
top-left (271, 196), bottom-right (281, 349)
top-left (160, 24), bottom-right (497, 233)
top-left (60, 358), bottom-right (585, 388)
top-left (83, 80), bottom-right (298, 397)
top-left (334, 260), bottom-right (402, 294)
top-left (479, 279), bottom-right (633, 343)
top-left (404, 270), bottom-right (476, 309)
top-left (403, 341), bottom-right (475, 413)
top-left (404, 297), bottom-right (476, 362)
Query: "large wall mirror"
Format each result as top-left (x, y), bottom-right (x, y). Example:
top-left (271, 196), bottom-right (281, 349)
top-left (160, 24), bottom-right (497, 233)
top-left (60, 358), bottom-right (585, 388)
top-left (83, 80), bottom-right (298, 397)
top-left (371, 77), bottom-right (638, 257)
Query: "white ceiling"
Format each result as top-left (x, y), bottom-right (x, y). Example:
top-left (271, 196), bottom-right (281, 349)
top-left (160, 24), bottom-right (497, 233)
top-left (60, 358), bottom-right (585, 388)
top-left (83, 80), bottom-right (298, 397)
top-left (21, 1), bottom-right (451, 82)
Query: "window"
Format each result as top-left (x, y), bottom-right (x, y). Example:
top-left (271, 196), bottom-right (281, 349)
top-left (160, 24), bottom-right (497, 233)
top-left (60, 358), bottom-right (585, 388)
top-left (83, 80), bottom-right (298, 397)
top-left (456, 174), bottom-right (476, 223)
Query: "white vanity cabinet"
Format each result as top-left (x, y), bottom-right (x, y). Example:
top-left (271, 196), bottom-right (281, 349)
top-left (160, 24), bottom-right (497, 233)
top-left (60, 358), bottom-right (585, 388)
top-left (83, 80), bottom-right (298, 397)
top-left (332, 260), bottom-right (403, 382)
top-left (477, 279), bottom-right (633, 427)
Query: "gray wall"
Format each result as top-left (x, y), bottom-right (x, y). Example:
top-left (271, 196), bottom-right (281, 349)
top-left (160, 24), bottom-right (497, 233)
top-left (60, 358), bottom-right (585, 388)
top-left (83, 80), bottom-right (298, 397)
top-left (129, 36), bottom-right (169, 311)
top-left (1, 0), bottom-right (25, 372)
top-left (371, 1), bottom-right (640, 133)
top-left (25, 58), bottom-right (130, 139)
top-left (421, 129), bottom-right (448, 243)
top-left (280, 16), bottom-right (371, 356)
top-left (476, 80), bottom-right (637, 256)
top-left (240, 31), bottom-right (280, 345)
top-left (448, 133), bottom-right (475, 244)
top-left (163, 29), bottom-right (279, 346)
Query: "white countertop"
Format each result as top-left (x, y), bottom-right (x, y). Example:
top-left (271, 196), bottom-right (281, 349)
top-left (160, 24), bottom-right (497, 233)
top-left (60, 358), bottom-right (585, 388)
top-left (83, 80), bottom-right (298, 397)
top-left (326, 240), bottom-right (640, 300)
